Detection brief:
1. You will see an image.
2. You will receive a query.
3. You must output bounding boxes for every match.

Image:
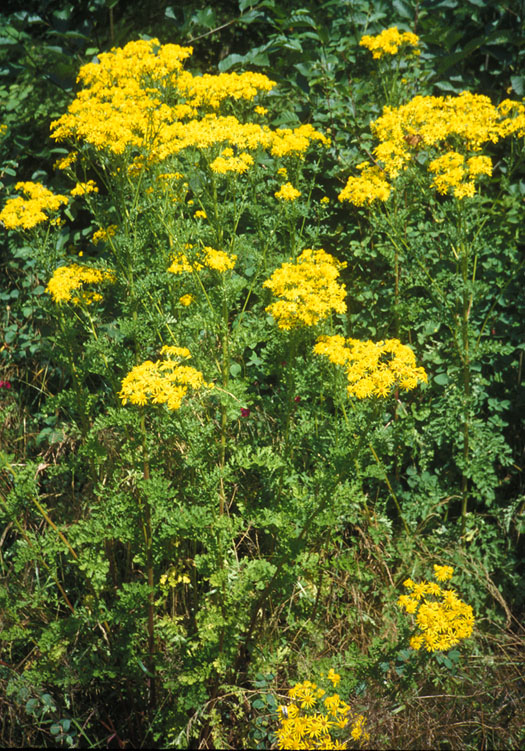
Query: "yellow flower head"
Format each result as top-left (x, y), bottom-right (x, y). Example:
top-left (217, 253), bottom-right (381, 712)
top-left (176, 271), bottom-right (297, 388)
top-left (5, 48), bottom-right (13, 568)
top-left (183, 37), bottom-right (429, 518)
top-left (46, 264), bottom-right (115, 304)
top-left (202, 246), bottom-right (236, 272)
top-left (0, 182), bottom-right (69, 231)
top-left (275, 182), bottom-right (301, 201)
top-left (360, 26), bottom-right (420, 59)
top-left (433, 564), bottom-right (454, 582)
top-left (263, 248), bottom-right (347, 330)
top-left (314, 336), bottom-right (427, 398)
top-left (54, 151), bottom-right (78, 170)
top-left (119, 346), bottom-right (212, 411)
top-left (70, 180), bottom-right (98, 196)
top-left (327, 668), bottom-right (341, 687)
top-left (398, 570), bottom-right (474, 652)
top-left (92, 225), bottom-right (118, 245)
top-left (338, 166), bottom-right (391, 206)
top-left (210, 150), bottom-right (254, 175)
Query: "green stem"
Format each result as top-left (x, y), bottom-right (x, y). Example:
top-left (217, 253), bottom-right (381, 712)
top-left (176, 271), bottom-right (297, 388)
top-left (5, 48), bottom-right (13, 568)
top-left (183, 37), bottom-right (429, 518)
top-left (57, 309), bottom-right (90, 438)
top-left (459, 240), bottom-right (471, 536)
top-left (0, 491), bottom-right (76, 614)
top-left (140, 411), bottom-right (156, 709)
top-left (219, 279), bottom-right (230, 517)
top-left (369, 441), bottom-right (411, 535)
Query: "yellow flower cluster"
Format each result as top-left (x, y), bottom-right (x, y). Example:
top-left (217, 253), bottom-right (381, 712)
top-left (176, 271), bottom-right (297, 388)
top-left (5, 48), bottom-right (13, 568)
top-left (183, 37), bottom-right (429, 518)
top-left (159, 565), bottom-right (191, 591)
top-left (338, 165), bottom-right (391, 206)
top-left (275, 181), bottom-right (301, 201)
top-left (359, 26), bottom-right (420, 59)
top-left (0, 182), bottom-right (69, 230)
top-left (148, 115), bottom-right (328, 163)
top-left (263, 249), bottom-right (347, 330)
top-left (271, 123), bottom-right (330, 157)
top-left (54, 151), bottom-right (77, 170)
top-left (70, 180), bottom-right (98, 196)
top-left (398, 566), bottom-right (475, 652)
top-left (210, 148), bottom-right (254, 175)
top-left (275, 677), bottom-right (369, 750)
top-left (176, 69), bottom-right (275, 110)
top-left (497, 98), bottom-right (525, 137)
top-left (168, 246), bottom-right (236, 275)
top-left (46, 264), bottom-right (115, 305)
top-left (353, 91), bottom-right (525, 199)
top-left (49, 38), bottom-right (327, 167)
top-left (313, 336), bottom-right (427, 398)
top-left (119, 345), bottom-right (212, 411)
top-left (92, 225), bottom-right (118, 245)
top-left (326, 668), bottom-right (341, 687)
top-left (433, 564), bottom-right (454, 582)
top-left (428, 151), bottom-right (492, 198)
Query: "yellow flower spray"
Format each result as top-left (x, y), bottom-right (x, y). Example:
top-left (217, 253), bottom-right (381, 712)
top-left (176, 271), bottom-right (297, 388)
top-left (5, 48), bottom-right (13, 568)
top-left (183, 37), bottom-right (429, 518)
top-left (398, 566), bottom-right (475, 652)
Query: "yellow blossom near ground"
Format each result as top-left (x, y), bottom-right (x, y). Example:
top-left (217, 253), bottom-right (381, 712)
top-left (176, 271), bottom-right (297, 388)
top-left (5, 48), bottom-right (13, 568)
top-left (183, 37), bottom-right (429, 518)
top-left (119, 345), bottom-right (212, 411)
top-left (46, 264), bottom-right (116, 304)
top-left (263, 249), bottom-right (347, 330)
top-left (314, 335), bottom-right (427, 398)
top-left (327, 668), bottom-right (341, 687)
top-left (359, 26), bottom-right (420, 59)
top-left (159, 565), bottom-right (191, 591)
top-left (434, 564), bottom-right (454, 582)
top-left (0, 182), bottom-right (69, 230)
top-left (179, 294), bottom-right (194, 306)
top-left (398, 567), bottom-right (475, 652)
top-left (202, 246), bottom-right (237, 272)
top-left (176, 69), bottom-right (276, 110)
top-left (275, 676), bottom-right (369, 749)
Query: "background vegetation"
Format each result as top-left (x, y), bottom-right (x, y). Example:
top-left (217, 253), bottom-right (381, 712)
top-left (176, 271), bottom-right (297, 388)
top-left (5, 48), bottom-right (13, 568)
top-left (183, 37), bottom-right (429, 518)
top-left (1, 1), bottom-right (524, 748)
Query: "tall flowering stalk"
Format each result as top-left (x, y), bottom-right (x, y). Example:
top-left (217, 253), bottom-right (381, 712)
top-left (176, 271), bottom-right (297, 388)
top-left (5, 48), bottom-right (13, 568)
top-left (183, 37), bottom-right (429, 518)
top-left (339, 62), bottom-right (525, 531)
top-left (119, 345), bottom-right (212, 707)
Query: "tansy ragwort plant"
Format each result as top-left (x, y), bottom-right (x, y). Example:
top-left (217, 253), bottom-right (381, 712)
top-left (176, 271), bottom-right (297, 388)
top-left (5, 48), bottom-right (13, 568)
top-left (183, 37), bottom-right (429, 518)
top-left (0, 33), bottom-right (457, 747)
top-left (358, 26), bottom-right (422, 106)
top-left (339, 35), bottom-right (525, 531)
top-left (0, 38), bottom-right (341, 737)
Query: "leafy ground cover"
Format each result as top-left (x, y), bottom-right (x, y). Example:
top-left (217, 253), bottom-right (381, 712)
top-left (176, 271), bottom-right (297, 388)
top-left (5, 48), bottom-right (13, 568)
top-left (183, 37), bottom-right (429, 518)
top-left (1, 2), bottom-right (524, 749)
